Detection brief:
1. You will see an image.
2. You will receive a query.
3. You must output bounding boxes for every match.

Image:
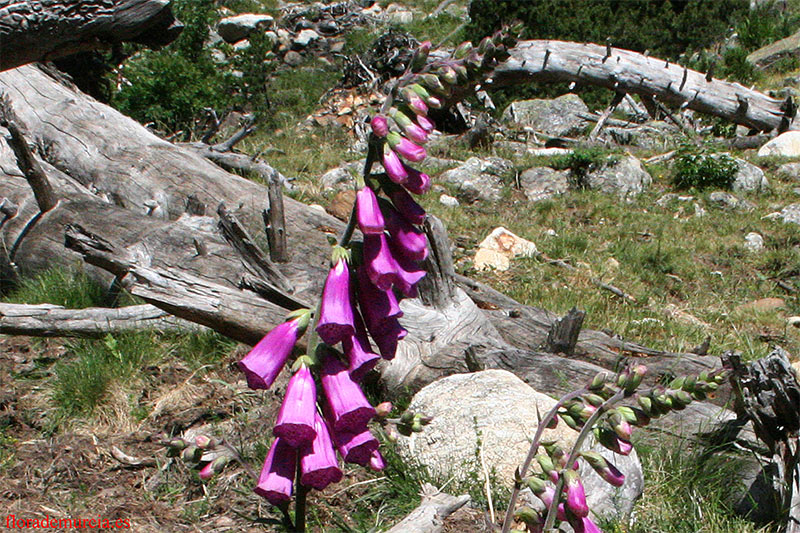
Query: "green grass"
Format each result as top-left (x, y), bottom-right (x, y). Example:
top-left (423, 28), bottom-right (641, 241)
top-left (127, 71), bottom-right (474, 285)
top-left (2, 266), bottom-right (106, 308)
top-left (613, 441), bottom-right (778, 533)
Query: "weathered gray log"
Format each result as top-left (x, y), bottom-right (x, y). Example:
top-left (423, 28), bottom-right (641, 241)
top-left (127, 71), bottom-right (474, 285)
top-left (264, 173), bottom-right (289, 263)
top-left (545, 306), bottom-right (585, 355)
top-left (725, 348), bottom-right (800, 532)
top-left (0, 302), bottom-right (197, 337)
top-left (180, 141), bottom-right (293, 189)
top-left (588, 91), bottom-right (625, 141)
top-left (386, 483), bottom-right (470, 533)
top-left (0, 0), bottom-right (182, 72)
top-left (492, 40), bottom-right (793, 132)
top-left (1, 101), bottom-right (57, 213)
top-left (217, 203), bottom-right (293, 293)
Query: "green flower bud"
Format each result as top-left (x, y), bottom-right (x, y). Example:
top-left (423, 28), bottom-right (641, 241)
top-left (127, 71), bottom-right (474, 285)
top-left (182, 445), bottom-right (202, 463)
top-left (410, 41), bottom-right (431, 72)
top-left (453, 41), bottom-right (474, 60)
top-left (584, 393), bottom-right (605, 407)
top-left (589, 372), bottom-right (608, 391)
top-left (524, 475), bottom-right (547, 495)
top-left (514, 507), bottom-right (541, 526)
top-left (417, 73), bottom-right (448, 95)
top-left (559, 412), bottom-right (581, 430)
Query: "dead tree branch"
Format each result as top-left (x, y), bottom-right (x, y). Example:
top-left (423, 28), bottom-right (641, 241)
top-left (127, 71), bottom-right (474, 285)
top-left (0, 302), bottom-right (198, 337)
top-left (492, 40), bottom-right (792, 131)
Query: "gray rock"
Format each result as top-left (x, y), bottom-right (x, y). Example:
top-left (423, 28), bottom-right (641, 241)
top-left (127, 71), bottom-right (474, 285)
top-left (217, 14), bottom-right (274, 44)
top-left (502, 94), bottom-right (590, 137)
top-left (233, 40), bottom-right (250, 52)
top-left (773, 203), bottom-right (800, 225)
top-left (744, 232), bottom-right (764, 252)
top-left (439, 194), bottom-right (459, 207)
top-left (777, 162), bottom-right (800, 180)
top-left (284, 50), bottom-right (303, 66)
top-left (520, 167), bottom-right (569, 202)
top-left (439, 157), bottom-right (512, 202)
top-left (584, 156), bottom-right (651, 198)
top-left (708, 191), bottom-right (755, 211)
top-left (320, 166), bottom-right (354, 189)
top-left (395, 370), bottom-right (643, 521)
top-left (293, 29), bottom-right (320, 48)
top-left (732, 158), bottom-right (768, 192)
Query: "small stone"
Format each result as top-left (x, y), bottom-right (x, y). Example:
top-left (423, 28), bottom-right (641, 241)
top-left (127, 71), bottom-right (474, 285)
top-left (233, 40), bottom-right (250, 51)
top-left (474, 227), bottom-right (537, 271)
top-left (772, 203), bottom-right (800, 225)
top-left (777, 162), bottom-right (800, 180)
top-left (604, 257), bottom-right (620, 271)
top-left (439, 194), bottom-right (459, 207)
top-left (736, 297), bottom-right (786, 313)
top-left (543, 229), bottom-right (558, 237)
top-left (708, 191), bottom-right (754, 211)
top-left (294, 29), bottom-right (320, 48)
top-left (284, 50), bottom-right (303, 66)
top-left (732, 158), bottom-right (768, 192)
top-left (217, 14), bottom-right (274, 44)
top-left (502, 94), bottom-right (590, 137)
top-left (320, 166), bottom-right (354, 189)
top-left (329, 39), bottom-right (345, 53)
top-left (440, 157), bottom-right (512, 202)
top-left (744, 232), bottom-right (764, 252)
top-left (474, 248), bottom-right (510, 271)
top-left (584, 155), bottom-right (652, 198)
top-left (519, 167), bottom-right (569, 202)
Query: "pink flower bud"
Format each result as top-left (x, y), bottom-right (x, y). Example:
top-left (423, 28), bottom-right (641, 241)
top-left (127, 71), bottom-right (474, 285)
top-left (387, 132), bottom-right (426, 163)
top-left (371, 115), bottom-right (389, 137)
top-left (382, 144), bottom-right (408, 184)
top-left (356, 186), bottom-right (385, 235)
top-left (564, 469), bottom-right (589, 518)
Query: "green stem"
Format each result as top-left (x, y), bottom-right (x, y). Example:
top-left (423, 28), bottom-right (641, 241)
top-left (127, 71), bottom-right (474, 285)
top-left (499, 388), bottom-right (586, 533)
top-left (294, 461), bottom-right (309, 533)
top-left (542, 389), bottom-right (626, 531)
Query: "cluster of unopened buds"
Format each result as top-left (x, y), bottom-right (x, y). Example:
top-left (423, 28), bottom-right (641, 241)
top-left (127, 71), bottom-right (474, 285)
top-left (507, 366), bottom-right (727, 533)
top-left (161, 434), bottom-right (235, 481)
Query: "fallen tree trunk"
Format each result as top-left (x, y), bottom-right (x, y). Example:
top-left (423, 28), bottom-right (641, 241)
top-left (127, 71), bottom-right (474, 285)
top-left (0, 0), bottom-right (182, 72)
top-left (386, 483), bottom-right (470, 533)
top-left (0, 302), bottom-right (196, 337)
top-left (492, 40), bottom-right (794, 132)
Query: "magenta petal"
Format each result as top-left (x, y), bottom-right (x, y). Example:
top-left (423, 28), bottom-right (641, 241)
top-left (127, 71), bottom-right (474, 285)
top-left (386, 186), bottom-right (426, 225)
top-left (564, 470), bottom-right (589, 517)
top-left (402, 122), bottom-right (428, 144)
top-left (368, 450), bottom-right (386, 471)
top-left (390, 250), bottom-right (426, 297)
top-left (316, 258), bottom-right (355, 345)
top-left (402, 165), bottom-right (432, 195)
top-left (416, 114), bottom-right (435, 133)
top-left (344, 313), bottom-right (381, 382)
top-left (254, 438), bottom-right (296, 505)
top-left (321, 355), bottom-right (375, 433)
top-left (393, 137), bottom-right (426, 163)
top-left (368, 316), bottom-right (407, 360)
top-left (356, 186), bottom-right (385, 235)
top-left (238, 319), bottom-right (301, 390)
top-left (603, 461), bottom-right (626, 487)
top-left (371, 115), bottom-right (389, 137)
top-left (357, 267), bottom-right (402, 333)
top-left (300, 412), bottom-right (343, 490)
top-left (385, 206), bottom-right (428, 261)
top-left (332, 426), bottom-right (379, 466)
top-left (383, 145), bottom-right (408, 184)
top-left (363, 233), bottom-right (399, 291)
top-left (273, 365), bottom-right (317, 447)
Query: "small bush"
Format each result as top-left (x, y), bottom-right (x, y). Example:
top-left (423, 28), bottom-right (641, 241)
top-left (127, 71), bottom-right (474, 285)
top-left (552, 146), bottom-right (619, 189)
top-left (3, 267), bottom-right (105, 309)
top-left (672, 144), bottom-right (738, 190)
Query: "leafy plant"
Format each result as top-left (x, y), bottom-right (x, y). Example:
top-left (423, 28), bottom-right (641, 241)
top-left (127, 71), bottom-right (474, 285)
top-left (552, 146), bottom-right (619, 189)
top-left (672, 144), bottom-right (738, 190)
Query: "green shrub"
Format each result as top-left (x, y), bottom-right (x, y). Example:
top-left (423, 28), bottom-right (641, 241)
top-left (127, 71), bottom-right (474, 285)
top-left (672, 144), bottom-right (738, 190)
top-left (736, 1), bottom-right (800, 52)
top-left (3, 267), bottom-right (105, 309)
top-left (552, 146), bottom-right (619, 189)
top-left (111, 0), bottom-right (231, 133)
top-left (466, 0), bottom-right (749, 61)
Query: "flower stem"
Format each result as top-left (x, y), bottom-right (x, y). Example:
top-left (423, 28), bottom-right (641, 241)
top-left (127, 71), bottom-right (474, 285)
top-left (542, 388), bottom-right (626, 531)
top-left (294, 459), bottom-right (309, 533)
top-left (499, 388), bottom-right (586, 533)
